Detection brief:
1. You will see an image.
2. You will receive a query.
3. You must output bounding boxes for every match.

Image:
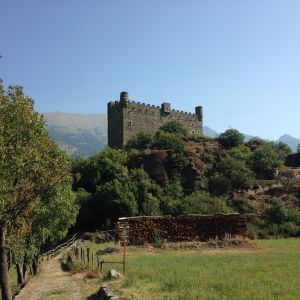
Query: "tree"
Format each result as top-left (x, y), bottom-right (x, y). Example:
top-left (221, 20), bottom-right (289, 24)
top-left (297, 144), bottom-right (300, 153)
top-left (251, 144), bottom-right (282, 179)
top-left (217, 129), bottom-right (244, 149)
top-left (272, 142), bottom-right (292, 161)
top-left (125, 133), bottom-right (153, 151)
top-left (0, 83), bottom-right (76, 299)
top-left (72, 147), bottom-right (127, 193)
top-left (209, 156), bottom-right (253, 195)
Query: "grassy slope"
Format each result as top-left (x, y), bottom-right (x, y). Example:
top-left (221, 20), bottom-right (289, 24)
top-left (91, 239), bottom-right (300, 300)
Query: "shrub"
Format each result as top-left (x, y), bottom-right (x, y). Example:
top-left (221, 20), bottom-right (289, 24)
top-left (217, 129), bottom-right (244, 149)
top-left (125, 133), bottom-right (153, 151)
top-left (251, 144), bottom-right (282, 179)
top-left (151, 229), bottom-right (164, 248)
top-left (159, 121), bottom-right (188, 136)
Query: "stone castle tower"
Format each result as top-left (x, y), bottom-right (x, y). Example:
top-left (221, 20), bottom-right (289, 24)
top-left (108, 92), bottom-right (203, 148)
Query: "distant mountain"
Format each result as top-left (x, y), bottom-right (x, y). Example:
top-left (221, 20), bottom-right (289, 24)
top-left (43, 112), bottom-right (107, 157)
top-left (43, 112), bottom-right (299, 156)
top-left (203, 126), bottom-right (218, 138)
top-left (278, 134), bottom-right (300, 152)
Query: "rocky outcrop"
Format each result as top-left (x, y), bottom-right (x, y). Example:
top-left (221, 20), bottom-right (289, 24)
top-left (142, 150), bottom-right (169, 186)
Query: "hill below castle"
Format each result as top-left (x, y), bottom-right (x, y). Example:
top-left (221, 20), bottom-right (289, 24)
top-left (43, 112), bottom-right (300, 157)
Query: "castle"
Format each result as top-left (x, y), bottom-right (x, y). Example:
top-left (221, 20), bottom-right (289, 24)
top-left (108, 92), bottom-right (203, 148)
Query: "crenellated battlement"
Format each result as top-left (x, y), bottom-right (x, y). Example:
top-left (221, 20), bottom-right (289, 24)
top-left (107, 92), bottom-right (203, 148)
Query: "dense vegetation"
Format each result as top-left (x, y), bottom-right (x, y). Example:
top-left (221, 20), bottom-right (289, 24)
top-left (0, 82), bottom-right (78, 300)
top-left (72, 121), bottom-right (300, 239)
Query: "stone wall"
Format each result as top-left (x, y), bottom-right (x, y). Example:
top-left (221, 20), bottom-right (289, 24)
top-left (107, 92), bottom-right (203, 148)
top-left (116, 214), bottom-right (248, 245)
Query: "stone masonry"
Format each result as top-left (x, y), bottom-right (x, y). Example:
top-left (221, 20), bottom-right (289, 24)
top-left (108, 92), bottom-right (203, 148)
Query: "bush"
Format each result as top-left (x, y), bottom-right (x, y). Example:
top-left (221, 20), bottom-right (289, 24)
top-left (159, 121), bottom-right (188, 136)
top-left (251, 144), bottom-right (282, 179)
top-left (181, 191), bottom-right (233, 215)
top-left (217, 129), bottom-right (244, 149)
top-left (265, 200), bottom-right (288, 225)
top-left (151, 229), bottom-right (164, 248)
top-left (125, 133), bottom-right (153, 151)
top-left (190, 133), bottom-right (212, 143)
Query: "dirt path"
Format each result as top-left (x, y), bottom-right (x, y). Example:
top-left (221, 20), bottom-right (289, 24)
top-left (14, 255), bottom-right (99, 300)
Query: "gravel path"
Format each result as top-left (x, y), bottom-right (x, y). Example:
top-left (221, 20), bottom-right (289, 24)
top-left (14, 255), bottom-right (90, 300)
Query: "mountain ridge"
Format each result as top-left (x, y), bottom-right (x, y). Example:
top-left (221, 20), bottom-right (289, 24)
top-left (43, 112), bottom-right (299, 156)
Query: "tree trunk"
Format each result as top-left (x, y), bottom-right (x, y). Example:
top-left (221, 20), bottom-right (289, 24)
top-left (23, 261), bottom-right (27, 283)
top-left (0, 227), bottom-right (13, 300)
top-left (16, 262), bottom-right (25, 286)
top-left (32, 256), bottom-right (39, 275)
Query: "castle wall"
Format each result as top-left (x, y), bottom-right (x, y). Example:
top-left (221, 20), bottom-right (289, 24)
top-left (107, 92), bottom-right (203, 148)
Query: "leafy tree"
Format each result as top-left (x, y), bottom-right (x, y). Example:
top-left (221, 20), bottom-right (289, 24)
top-left (209, 173), bottom-right (232, 195)
top-left (94, 178), bottom-right (138, 223)
top-left (297, 144), bottom-right (300, 153)
top-left (153, 131), bottom-right (185, 152)
top-left (160, 179), bottom-right (184, 216)
top-left (251, 144), bottom-right (282, 179)
top-left (272, 141), bottom-right (292, 161)
top-left (129, 169), bottom-right (161, 215)
top-left (265, 200), bottom-right (288, 225)
top-left (228, 144), bottom-right (252, 163)
top-left (217, 129), bottom-right (244, 149)
top-left (125, 133), bottom-right (153, 151)
top-left (72, 147), bottom-right (127, 193)
top-left (159, 120), bottom-right (188, 136)
top-left (0, 83), bottom-right (76, 299)
top-left (210, 156), bottom-right (253, 194)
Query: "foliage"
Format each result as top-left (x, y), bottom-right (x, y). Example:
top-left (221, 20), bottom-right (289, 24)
top-left (217, 129), bottom-right (244, 149)
top-left (250, 144), bottom-right (282, 179)
top-left (272, 141), bottom-right (292, 161)
top-left (0, 82), bottom-right (78, 297)
top-left (72, 147), bottom-right (127, 193)
top-left (180, 191), bottom-right (233, 215)
top-left (153, 131), bottom-right (185, 152)
top-left (125, 133), bottom-right (153, 151)
top-left (129, 169), bottom-right (161, 215)
top-left (208, 173), bottom-right (232, 195)
top-left (209, 156), bottom-right (253, 194)
top-left (297, 144), bottom-right (300, 153)
top-left (190, 133), bottom-right (212, 143)
top-left (159, 120), bottom-right (188, 136)
top-left (151, 229), bottom-right (164, 248)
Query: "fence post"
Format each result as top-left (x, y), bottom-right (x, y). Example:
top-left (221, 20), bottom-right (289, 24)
top-left (100, 260), bottom-right (103, 273)
top-left (97, 254), bottom-right (100, 270)
top-left (91, 253), bottom-right (94, 270)
top-left (87, 248), bottom-right (90, 265)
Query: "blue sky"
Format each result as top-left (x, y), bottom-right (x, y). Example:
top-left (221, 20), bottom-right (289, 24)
top-left (1, 0), bottom-right (299, 140)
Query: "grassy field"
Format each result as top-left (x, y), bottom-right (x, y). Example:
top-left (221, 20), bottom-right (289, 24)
top-left (90, 239), bottom-right (300, 300)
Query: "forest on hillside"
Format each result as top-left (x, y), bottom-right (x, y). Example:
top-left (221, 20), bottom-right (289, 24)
top-left (72, 121), bottom-right (300, 239)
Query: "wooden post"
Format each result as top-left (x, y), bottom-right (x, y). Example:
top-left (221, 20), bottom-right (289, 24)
top-left (100, 260), bottom-right (103, 273)
top-left (123, 240), bottom-right (126, 275)
top-left (91, 253), bottom-right (94, 270)
top-left (87, 248), bottom-right (90, 265)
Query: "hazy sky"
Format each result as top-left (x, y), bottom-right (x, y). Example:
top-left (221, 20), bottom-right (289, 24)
top-left (1, 0), bottom-right (299, 139)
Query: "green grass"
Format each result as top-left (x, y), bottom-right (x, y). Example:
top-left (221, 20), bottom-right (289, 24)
top-left (90, 239), bottom-right (300, 300)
